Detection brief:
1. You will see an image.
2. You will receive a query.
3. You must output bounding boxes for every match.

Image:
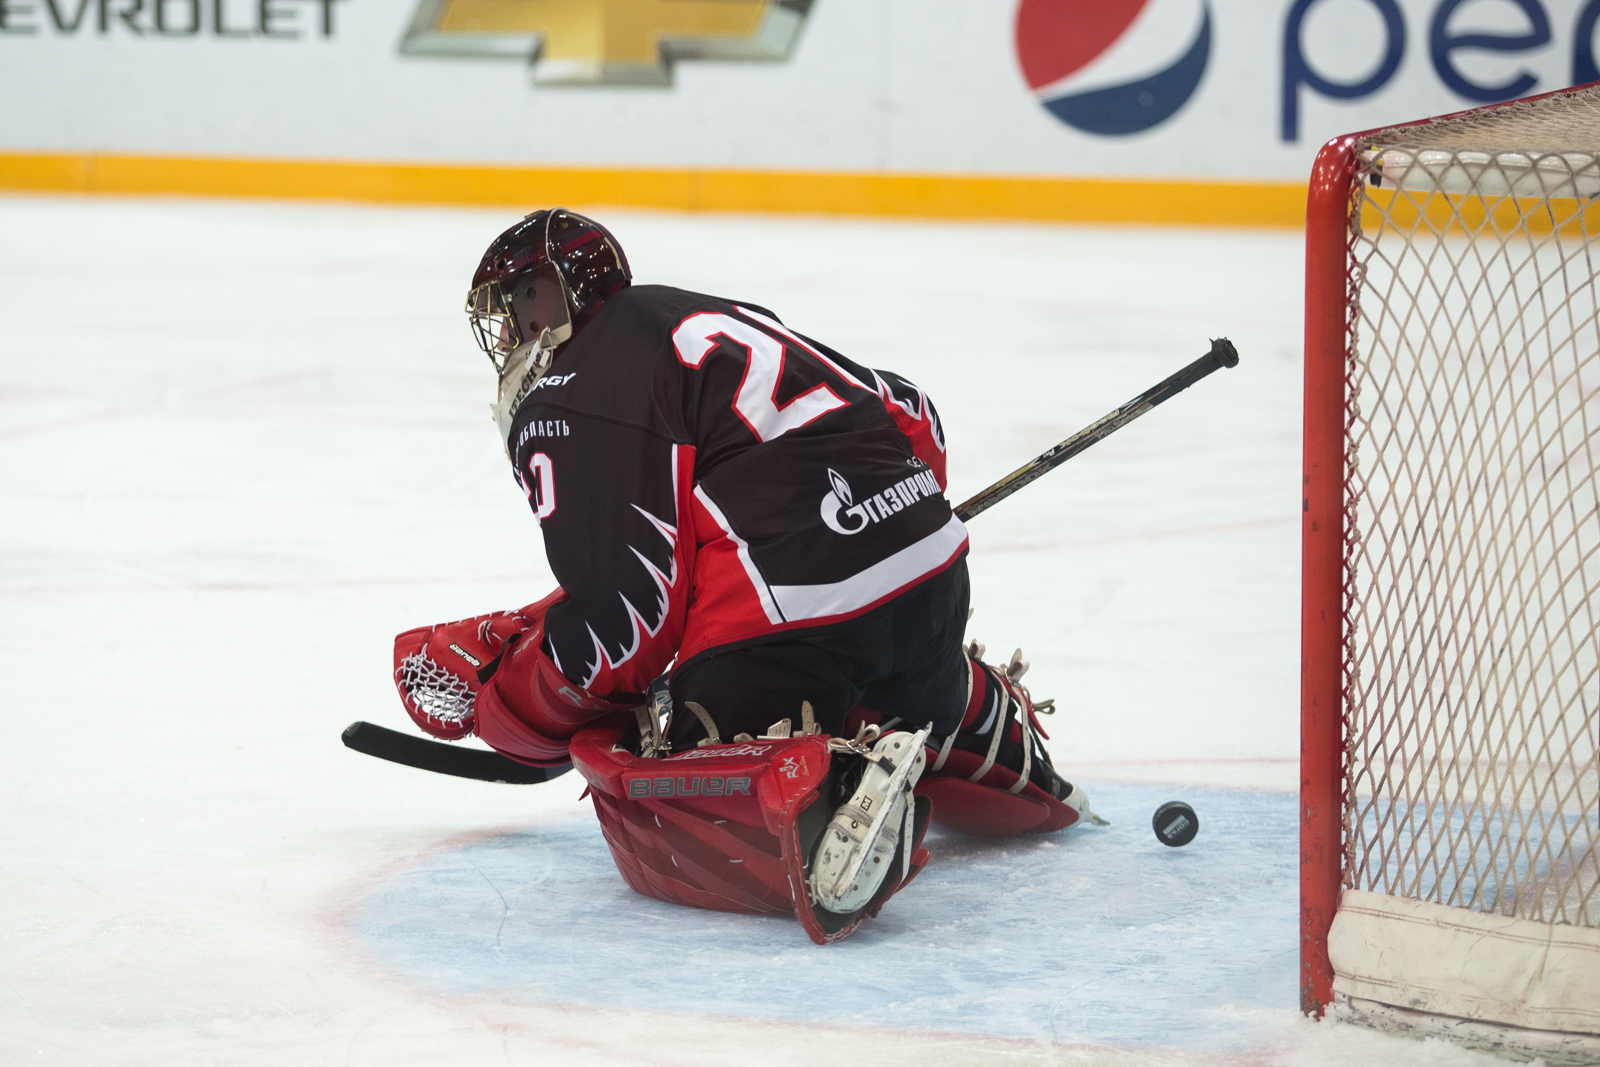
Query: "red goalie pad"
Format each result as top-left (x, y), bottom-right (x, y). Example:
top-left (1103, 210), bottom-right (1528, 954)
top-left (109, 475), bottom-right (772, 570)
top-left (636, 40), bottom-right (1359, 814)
top-left (916, 751), bottom-right (1079, 836)
top-left (899, 656), bottom-right (1083, 837)
top-left (568, 727), bottom-right (931, 945)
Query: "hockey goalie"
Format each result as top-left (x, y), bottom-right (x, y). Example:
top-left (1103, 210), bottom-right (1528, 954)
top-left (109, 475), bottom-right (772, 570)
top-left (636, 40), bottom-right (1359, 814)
top-left (392, 209), bottom-right (1099, 944)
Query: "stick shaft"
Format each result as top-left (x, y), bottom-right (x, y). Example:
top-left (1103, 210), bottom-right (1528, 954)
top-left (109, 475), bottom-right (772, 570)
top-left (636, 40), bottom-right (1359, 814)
top-left (342, 720), bottom-right (570, 784)
top-left (952, 338), bottom-right (1239, 523)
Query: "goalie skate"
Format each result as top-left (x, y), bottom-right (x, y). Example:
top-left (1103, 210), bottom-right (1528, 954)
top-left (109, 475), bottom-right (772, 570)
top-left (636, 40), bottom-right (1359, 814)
top-left (810, 725), bottom-right (932, 914)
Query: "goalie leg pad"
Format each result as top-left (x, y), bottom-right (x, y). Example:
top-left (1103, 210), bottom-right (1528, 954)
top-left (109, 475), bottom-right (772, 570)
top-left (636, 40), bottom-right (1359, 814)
top-left (916, 776), bottom-right (1055, 837)
top-left (568, 727), bottom-right (931, 944)
top-left (917, 653), bottom-right (1089, 836)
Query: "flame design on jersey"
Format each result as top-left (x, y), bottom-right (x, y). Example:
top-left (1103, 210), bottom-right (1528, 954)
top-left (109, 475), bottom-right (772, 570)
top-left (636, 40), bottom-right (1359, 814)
top-left (535, 439), bottom-right (689, 695)
top-left (576, 504), bottom-right (680, 689)
top-left (867, 368), bottom-right (946, 454)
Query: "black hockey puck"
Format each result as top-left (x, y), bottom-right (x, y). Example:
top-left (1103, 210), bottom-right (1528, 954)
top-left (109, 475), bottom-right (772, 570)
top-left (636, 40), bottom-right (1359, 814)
top-left (1152, 801), bottom-right (1199, 847)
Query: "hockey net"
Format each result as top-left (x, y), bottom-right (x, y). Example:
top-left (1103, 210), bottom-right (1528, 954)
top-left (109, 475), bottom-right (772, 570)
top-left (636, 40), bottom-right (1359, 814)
top-left (1304, 85), bottom-right (1600, 1062)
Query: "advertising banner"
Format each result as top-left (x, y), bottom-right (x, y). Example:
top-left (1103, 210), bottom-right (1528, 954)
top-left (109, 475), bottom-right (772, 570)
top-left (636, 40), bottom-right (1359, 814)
top-left (1, 0), bottom-right (1594, 219)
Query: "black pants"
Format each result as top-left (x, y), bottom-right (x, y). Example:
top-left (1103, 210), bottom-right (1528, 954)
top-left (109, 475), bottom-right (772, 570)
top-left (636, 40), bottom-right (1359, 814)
top-left (668, 558), bottom-right (971, 747)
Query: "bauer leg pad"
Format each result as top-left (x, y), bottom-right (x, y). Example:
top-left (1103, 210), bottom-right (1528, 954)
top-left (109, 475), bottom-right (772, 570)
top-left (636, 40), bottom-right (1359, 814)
top-left (916, 776), bottom-right (1055, 837)
top-left (568, 725), bottom-right (931, 944)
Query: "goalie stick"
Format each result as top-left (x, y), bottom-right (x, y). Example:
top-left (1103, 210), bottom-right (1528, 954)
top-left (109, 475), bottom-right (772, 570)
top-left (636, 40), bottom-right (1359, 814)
top-left (347, 337), bottom-right (1240, 783)
top-left (952, 337), bottom-right (1240, 522)
top-left (342, 720), bottom-right (569, 784)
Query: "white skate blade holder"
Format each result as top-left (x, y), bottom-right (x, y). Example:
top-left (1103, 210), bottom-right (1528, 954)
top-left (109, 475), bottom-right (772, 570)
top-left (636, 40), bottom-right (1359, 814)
top-left (811, 725), bottom-right (932, 914)
top-left (1064, 781), bottom-right (1111, 827)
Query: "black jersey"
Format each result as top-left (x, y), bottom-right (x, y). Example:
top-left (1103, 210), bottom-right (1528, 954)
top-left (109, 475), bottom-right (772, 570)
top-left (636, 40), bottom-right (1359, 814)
top-left (505, 285), bottom-right (965, 701)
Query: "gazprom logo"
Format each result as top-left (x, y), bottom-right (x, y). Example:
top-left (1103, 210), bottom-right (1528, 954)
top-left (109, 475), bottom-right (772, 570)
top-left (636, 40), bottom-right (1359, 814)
top-left (1015, 0), bottom-right (1212, 136)
top-left (819, 467), bottom-right (941, 537)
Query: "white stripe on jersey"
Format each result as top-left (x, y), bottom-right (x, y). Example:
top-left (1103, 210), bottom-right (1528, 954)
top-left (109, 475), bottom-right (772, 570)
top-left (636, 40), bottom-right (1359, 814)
top-left (733, 305), bottom-right (872, 393)
top-left (768, 514), bottom-right (967, 622)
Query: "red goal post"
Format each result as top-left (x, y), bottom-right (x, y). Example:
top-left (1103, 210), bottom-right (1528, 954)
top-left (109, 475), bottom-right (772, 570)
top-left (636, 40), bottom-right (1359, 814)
top-left (1303, 85), bottom-right (1600, 1060)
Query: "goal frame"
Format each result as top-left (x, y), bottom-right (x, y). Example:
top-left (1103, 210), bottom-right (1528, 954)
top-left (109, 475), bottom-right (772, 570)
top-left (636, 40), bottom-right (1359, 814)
top-left (1299, 83), bottom-right (1600, 1019)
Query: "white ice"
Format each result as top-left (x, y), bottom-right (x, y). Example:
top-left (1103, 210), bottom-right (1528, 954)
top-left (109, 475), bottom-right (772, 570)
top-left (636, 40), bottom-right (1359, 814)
top-left (0, 196), bottom-right (1514, 1065)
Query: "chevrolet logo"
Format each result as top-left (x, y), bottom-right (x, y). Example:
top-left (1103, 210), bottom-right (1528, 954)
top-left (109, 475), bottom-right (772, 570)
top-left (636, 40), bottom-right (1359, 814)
top-left (400, 0), bottom-right (813, 86)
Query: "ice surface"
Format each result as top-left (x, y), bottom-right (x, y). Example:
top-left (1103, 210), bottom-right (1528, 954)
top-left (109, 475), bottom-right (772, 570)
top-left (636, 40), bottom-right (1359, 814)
top-left (349, 784), bottom-right (1297, 1050)
top-left (0, 196), bottom-right (1515, 1065)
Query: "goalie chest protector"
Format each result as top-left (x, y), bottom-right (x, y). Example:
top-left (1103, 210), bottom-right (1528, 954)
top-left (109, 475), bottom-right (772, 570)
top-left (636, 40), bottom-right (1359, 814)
top-left (568, 727), bottom-right (931, 945)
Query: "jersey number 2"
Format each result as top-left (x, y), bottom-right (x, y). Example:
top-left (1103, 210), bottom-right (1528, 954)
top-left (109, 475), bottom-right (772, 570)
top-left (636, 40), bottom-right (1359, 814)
top-left (672, 313), bottom-right (846, 443)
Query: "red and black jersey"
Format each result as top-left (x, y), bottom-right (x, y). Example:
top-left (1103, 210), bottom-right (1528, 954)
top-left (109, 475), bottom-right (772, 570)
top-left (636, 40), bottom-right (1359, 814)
top-left (506, 285), bottom-right (965, 702)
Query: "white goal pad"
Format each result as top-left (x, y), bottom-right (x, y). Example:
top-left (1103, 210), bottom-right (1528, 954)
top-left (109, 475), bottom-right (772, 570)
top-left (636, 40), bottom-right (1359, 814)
top-left (1330, 890), bottom-right (1600, 1048)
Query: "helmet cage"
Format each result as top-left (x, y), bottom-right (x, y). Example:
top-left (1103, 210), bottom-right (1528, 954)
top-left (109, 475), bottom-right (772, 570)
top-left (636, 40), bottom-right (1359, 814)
top-left (466, 279), bottom-right (522, 376)
top-left (467, 208), bottom-right (630, 374)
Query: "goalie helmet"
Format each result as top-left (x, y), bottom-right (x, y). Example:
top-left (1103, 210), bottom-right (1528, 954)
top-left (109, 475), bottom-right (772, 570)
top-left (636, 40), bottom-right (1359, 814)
top-left (465, 208), bottom-right (632, 376)
top-left (468, 209), bottom-right (632, 445)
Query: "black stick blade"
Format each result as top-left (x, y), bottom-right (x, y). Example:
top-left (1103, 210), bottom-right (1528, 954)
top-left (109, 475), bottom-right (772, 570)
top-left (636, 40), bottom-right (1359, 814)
top-left (342, 721), bottom-right (570, 784)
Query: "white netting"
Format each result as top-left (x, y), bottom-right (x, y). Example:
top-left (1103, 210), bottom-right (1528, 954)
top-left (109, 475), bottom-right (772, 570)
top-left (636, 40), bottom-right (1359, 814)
top-left (1362, 89), bottom-right (1600, 153)
top-left (396, 651), bottom-right (477, 724)
top-left (1343, 89), bottom-right (1600, 930)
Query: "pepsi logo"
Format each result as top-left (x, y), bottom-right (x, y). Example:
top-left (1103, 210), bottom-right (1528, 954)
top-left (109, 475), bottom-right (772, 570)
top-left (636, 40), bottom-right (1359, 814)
top-left (1016, 0), bottom-right (1212, 137)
